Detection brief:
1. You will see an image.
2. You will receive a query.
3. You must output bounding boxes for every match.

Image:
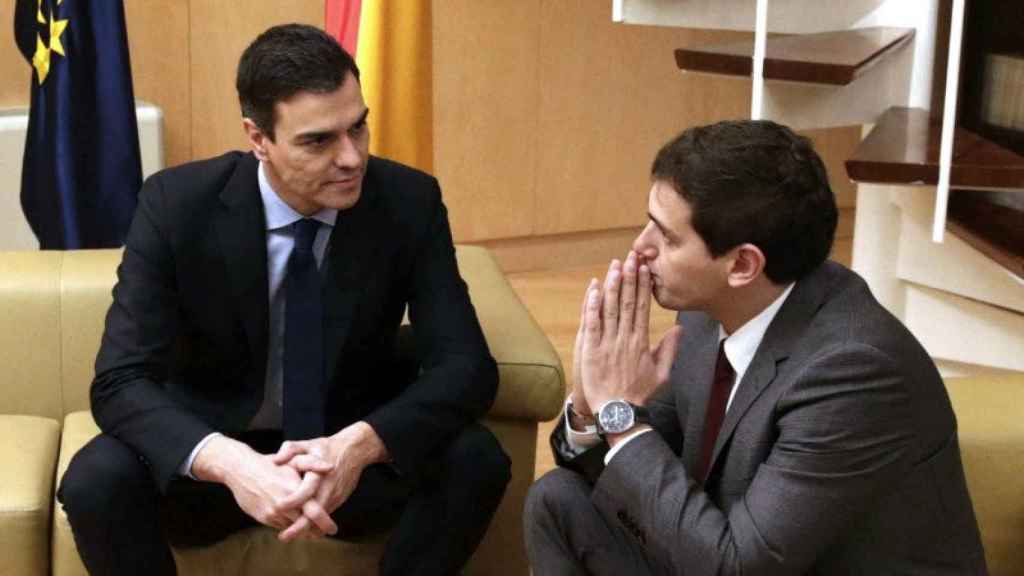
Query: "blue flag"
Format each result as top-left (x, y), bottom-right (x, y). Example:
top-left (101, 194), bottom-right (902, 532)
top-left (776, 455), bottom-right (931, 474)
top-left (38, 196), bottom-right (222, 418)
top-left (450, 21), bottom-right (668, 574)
top-left (15, 0), bottom-right (141, 249)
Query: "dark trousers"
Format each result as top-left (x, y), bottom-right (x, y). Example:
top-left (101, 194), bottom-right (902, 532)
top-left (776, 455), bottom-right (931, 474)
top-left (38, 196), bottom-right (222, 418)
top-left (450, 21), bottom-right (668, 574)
top-left (524, 468), bottom-right (670, 576)
top-left (58, 423), bottom-right (510, 576)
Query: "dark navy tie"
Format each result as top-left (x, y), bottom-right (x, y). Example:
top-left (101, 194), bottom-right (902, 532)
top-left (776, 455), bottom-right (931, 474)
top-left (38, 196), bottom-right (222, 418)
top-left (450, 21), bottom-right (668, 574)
top-left (283, 218), bottom-right (325, 440)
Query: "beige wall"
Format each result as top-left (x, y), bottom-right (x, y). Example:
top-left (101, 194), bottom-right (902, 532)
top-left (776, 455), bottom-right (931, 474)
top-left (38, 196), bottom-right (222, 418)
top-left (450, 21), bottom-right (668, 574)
top-left (0, 1), bottom-right (858, 256)
top-left (434, 1), bottom-right (858, 244)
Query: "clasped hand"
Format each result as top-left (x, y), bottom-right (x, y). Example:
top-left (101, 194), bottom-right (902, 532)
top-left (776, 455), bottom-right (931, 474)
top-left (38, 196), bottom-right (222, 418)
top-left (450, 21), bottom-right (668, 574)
top-left (571, 251), bottom-right (682, 421)
top-left (267, 422), bottom-right (384, 541)
top-left (213, 423), bottom-right (382, 542)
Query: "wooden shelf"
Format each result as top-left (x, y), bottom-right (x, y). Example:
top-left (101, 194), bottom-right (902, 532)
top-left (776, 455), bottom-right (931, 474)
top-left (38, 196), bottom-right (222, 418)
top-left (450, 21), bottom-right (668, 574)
top-left (674, 27), bottom-right (914, 85)
top-left (846, 107), bottom-right (1024, 190)
top-left (946, 192), bottom-right (1024, 280)
top-left (616, 0), bottom-right (911, 35)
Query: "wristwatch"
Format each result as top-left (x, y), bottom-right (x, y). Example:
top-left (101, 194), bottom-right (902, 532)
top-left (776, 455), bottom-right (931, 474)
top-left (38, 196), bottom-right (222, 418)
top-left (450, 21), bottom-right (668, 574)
top-left (595, 399), bottom-right (650, 436)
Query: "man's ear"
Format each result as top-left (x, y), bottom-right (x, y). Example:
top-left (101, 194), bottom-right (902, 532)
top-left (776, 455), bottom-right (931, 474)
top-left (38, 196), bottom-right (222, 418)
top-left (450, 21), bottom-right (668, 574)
top-left (242, 118), bottom-right (271, 162)
top-left (726, 243), bottom-right (766, 288)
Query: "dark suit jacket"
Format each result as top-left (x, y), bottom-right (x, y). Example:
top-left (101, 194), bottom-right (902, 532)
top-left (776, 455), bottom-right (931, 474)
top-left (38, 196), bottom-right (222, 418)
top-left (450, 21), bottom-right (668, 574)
top-left (552, 261), bottom-right (987, 574)
top-left (92, 152), bottom-right (497, 492)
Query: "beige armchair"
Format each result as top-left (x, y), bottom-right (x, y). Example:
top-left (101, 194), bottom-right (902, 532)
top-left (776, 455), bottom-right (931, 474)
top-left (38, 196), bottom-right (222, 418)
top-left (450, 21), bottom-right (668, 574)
top-left (0, 246), bottom-right (565, 576)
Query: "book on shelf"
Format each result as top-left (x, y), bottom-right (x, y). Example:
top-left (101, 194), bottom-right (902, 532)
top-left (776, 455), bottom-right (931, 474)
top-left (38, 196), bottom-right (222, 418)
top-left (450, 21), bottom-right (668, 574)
top-left (981, 52), bottom-right (1024, 131)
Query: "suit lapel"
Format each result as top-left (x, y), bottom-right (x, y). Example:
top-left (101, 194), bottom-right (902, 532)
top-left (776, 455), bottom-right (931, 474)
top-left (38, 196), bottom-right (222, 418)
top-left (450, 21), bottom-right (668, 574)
top-left (215, 154), bottom-right (269, 377)
top-left (322, 159), bottom-right (381, 384)
top-left (704, 263), bottom-right (834, 480)
top-left (705, 348), bottom-right (778, 482)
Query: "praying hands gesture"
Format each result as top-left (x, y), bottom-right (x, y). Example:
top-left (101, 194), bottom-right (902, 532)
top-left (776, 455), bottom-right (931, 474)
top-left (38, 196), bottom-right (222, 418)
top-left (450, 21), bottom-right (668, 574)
top-left (575, 251), bottom-right (682, 435)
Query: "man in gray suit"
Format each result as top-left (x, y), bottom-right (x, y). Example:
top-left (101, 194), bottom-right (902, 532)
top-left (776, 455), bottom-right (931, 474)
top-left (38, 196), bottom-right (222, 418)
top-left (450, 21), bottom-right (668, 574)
top-left (525, 120), bottom-right (987, 574)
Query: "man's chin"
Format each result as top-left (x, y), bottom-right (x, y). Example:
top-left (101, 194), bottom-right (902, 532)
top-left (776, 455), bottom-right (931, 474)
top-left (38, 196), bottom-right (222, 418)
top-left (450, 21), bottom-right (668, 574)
top-left (322, 181), bottom-right (362, 209)
top-left (652, 286), bottom-right (684, 312)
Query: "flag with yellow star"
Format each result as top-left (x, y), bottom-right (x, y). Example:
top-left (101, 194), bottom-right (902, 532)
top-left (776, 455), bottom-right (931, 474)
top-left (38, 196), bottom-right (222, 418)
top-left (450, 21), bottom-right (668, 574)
top-left (14, 0), bottom-right (141, 249)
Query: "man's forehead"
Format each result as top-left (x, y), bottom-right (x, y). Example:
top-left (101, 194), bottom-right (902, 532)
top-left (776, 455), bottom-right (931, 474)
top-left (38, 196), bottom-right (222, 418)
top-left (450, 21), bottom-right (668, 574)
top-left (650, 180), bottom-right (689, 212)
top-left (272, 87), bottom-right (367, 136)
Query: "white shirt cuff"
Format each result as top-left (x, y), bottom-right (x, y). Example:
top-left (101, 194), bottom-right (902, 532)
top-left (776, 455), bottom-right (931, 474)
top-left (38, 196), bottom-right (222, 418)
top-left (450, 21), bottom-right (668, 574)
top-left (604, 428), bottom-right (653, 465)
top-left (564, 399), bottom-right (600, 456)
top-left (178, 432), bottom-right (222, 479)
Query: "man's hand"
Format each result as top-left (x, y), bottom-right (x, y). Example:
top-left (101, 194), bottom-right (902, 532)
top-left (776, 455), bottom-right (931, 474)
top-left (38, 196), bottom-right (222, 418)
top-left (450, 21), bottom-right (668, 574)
top-left (272, 421), bottom-right (389, 541)
top-left (568, 277), bottom-right (600, 430)
top-left (580, 251), bottom-right (682, 412)
top-left (191, 435), bottom-right (333, 532)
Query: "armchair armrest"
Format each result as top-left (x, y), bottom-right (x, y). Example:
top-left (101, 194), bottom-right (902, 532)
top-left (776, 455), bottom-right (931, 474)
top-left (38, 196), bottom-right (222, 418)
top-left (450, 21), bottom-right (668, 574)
top-left (455, 245), bottom-right (565, 422)
top-left (0, 414), bottom-right (61, 576)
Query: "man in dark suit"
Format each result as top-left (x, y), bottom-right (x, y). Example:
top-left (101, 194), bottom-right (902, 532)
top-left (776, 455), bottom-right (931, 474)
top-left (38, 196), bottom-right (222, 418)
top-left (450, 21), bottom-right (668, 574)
top-left (525, 120), bottom-right (987, 574)
top-left (58, 24), bottom-right (509, 576)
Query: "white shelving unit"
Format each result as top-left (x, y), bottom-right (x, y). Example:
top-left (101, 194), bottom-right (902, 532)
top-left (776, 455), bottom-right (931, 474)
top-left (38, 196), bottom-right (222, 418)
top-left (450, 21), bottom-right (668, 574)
top-left (612, 0), bottom-right (1023, 377)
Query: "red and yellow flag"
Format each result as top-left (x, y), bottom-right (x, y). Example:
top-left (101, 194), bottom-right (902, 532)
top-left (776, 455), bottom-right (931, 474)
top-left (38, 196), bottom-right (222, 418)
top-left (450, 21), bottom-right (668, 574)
top-left (325, 0), bottom-right (433, 174)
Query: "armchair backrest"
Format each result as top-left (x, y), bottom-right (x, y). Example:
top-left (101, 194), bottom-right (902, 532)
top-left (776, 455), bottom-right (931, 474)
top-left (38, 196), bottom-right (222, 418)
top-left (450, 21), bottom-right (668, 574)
top-left (0, 246), bottom-right (565, 423)
top-left (0, 249), bottom-right (118, 420)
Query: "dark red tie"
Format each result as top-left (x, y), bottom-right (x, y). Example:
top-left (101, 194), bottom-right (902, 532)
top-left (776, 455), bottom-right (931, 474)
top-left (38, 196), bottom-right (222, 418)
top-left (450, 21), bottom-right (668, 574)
top-left (697, 340), bottom-right (735, 483)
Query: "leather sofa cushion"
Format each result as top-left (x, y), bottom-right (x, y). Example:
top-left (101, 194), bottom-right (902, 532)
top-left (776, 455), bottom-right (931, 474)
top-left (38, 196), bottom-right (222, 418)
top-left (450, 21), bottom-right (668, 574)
top-left (0, 252), bottom-right (64, 420)
top-left (0, 415), bottom-right (60, 575)
top-left (456, 245), bottom-right (564, 422)
top-left (946, 375), bottom-right (1024, 575)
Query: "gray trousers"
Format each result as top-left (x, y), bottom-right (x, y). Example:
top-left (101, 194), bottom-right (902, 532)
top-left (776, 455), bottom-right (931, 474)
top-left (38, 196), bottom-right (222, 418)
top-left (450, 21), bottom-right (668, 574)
top-left (524, 468), bottom-right (673, 575)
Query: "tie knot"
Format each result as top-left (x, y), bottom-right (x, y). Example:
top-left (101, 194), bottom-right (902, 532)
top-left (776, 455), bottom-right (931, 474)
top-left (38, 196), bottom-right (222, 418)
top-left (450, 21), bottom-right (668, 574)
top-left (293, 219), bottom-right (319, 253)
top-left (715, 340), bottom-right (735, 381)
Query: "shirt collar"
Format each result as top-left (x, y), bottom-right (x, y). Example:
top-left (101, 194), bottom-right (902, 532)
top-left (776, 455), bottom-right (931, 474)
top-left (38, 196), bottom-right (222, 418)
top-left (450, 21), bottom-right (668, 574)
top-left (258, 161), bottom-right (338, 231)
top-left (718, 282), bottom-right (795, 381)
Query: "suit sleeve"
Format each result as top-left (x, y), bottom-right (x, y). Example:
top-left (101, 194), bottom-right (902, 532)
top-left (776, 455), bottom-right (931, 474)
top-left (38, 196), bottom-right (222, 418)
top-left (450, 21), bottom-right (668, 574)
top-left (590, 343), bottom-right (915, 575)
top-left (90, 175), bottom-right (216, 491)
top-left (550, 380), bottom-right (684, 484)
top-left (362, 179), bottom-right (498, 475)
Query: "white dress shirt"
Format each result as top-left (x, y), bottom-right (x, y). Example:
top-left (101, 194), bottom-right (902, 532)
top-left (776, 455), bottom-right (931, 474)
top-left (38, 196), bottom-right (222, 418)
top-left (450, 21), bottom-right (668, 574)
top-left (566, 283), bottom-right (795, 465)
top-left (179, 162), bottom-right (338, 476)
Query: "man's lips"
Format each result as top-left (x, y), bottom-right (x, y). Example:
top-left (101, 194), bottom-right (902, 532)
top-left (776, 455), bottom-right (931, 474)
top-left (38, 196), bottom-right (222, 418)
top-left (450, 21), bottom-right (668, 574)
top-left (326, 174), bottom-right (361, 186)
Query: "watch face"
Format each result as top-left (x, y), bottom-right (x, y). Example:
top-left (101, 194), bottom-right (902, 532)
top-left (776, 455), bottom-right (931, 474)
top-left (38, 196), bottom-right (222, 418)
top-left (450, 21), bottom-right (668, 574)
top-left (599, 400), bottom-right (635, 434)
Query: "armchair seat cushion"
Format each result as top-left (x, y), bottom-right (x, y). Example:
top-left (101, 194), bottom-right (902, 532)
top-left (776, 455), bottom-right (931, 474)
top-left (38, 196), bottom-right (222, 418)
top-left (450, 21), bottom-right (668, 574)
top-left (0, 414), bottom-right (60, 576)
top-left (946, 376), bottom-right (1024, 575)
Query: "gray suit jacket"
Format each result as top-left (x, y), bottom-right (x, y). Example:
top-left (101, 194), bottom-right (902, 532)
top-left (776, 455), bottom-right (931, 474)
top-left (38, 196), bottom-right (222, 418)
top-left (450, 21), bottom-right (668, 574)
top-left (552, 261), bottom-right (986, 574)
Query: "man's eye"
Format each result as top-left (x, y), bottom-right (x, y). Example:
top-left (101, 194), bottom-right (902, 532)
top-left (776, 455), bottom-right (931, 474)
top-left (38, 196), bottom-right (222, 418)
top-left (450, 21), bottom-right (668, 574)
top-left (349, 121), bottom-right (367, 135)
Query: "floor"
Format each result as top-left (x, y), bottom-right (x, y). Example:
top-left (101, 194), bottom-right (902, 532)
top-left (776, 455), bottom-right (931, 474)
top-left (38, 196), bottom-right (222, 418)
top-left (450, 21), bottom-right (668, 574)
top-left (506, 241), bottom-right (852, 481)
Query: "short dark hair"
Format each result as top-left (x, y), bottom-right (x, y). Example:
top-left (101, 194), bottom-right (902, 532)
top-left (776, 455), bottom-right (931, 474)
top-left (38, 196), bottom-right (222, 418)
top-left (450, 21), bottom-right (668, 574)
top-left (236, 23), bottom-right (360, 140)
top-left (651, 120), bottom-right (837, 284)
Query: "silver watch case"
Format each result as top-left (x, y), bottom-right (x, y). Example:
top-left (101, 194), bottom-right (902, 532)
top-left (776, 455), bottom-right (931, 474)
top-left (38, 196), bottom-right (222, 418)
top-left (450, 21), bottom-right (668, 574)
top-left (596, 399), bottom-right (636, 435)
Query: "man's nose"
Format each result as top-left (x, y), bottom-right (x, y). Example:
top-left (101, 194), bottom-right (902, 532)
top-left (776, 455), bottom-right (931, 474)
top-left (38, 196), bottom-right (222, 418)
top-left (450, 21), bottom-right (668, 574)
top-left (334, 136), bottom-right (361, 169)
top-left (632, 222), bottom-right (658, 260)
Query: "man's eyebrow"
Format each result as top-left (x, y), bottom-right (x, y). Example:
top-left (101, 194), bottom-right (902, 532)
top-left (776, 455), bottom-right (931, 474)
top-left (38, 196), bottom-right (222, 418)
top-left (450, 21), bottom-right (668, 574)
top-left (293, 108), bottom-right (370, 141)
top-left (648, 212), bottom-right (675, 240)
top-left (294, 130), bottom-right (333, 142)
